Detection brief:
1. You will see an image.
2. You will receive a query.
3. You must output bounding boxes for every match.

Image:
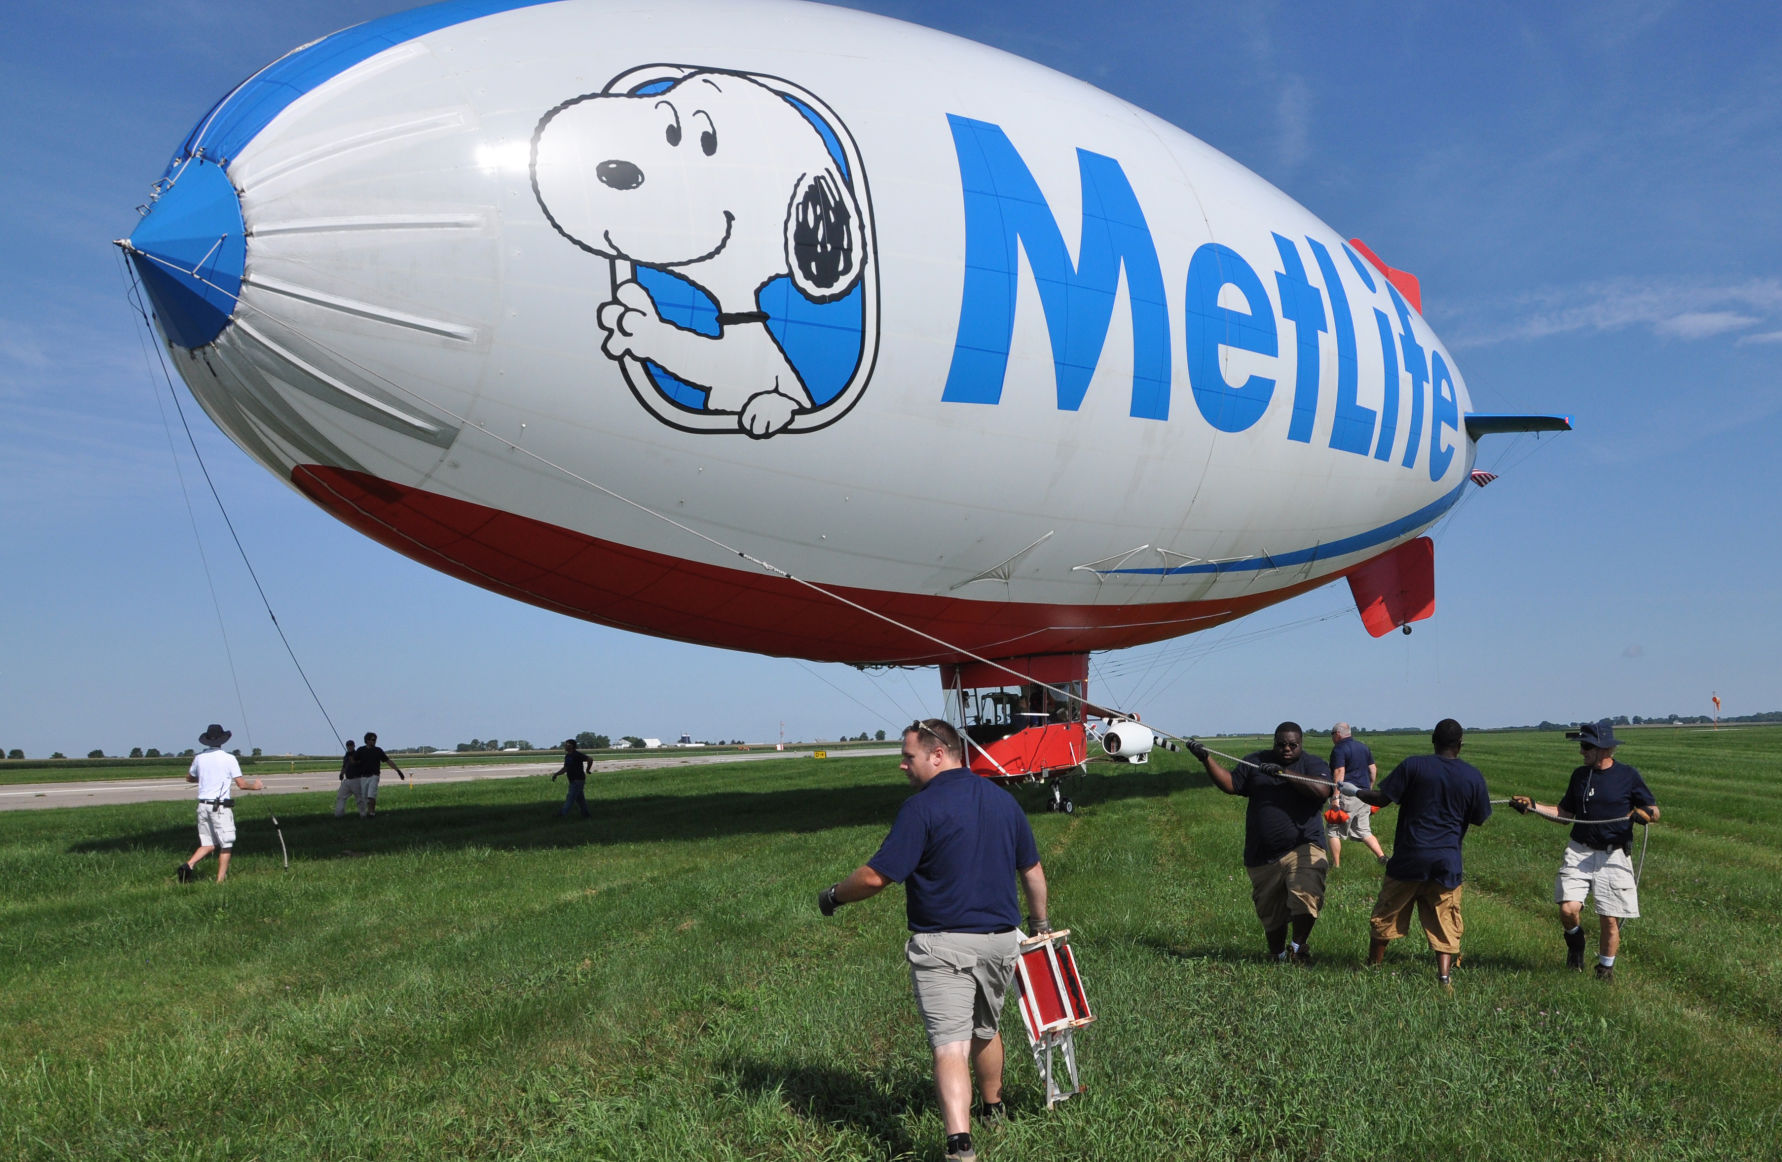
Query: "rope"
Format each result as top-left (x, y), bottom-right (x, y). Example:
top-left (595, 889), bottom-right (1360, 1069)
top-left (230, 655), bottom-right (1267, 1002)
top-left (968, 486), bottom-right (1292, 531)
top-left (121, 251), bottom-right (256, 750)
top-left (121, 255), bottom-right (345, 748)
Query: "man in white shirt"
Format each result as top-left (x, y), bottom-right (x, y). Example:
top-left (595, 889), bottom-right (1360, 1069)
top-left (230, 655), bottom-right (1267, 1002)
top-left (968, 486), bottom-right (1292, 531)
top-left (177, 723), bottom-right (265, 883)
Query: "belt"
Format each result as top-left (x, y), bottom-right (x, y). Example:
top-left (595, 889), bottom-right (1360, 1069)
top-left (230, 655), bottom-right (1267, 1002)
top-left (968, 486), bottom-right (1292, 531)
top-left (1578, 837), bottom-right (1629, 854)
top-left (200, 798), bottom-right (235, 808)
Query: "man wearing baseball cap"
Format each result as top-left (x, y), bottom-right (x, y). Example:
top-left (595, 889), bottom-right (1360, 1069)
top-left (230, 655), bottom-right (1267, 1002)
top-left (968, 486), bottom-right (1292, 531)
top-left (177, 724), bottom-right (265, 883)
top-left (1511, 719), bottom-right (1659, 981)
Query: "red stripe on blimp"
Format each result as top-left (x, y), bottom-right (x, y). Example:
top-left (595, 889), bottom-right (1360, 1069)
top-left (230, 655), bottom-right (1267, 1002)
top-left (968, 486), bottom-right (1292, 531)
top-left (292, 465), bottom-right (1333, 664)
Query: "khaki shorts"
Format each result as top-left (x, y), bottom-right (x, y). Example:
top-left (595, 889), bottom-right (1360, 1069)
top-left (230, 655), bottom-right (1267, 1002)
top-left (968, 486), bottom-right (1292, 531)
top-left (906, 930), bottom-right (1020, 1048)
top-left (363, 773), bottom-right (381, 799)
top-left (1246, 842), bottom-right (1328, 931)
top-left (1331, 790), bottom-right (1373, 839)
top-left (197, 803), bottom-right (236, 850)
top-left (1370, 877), bottom-right (1464, 954)
top-left (1555, 841), bottom-right (1640, 919)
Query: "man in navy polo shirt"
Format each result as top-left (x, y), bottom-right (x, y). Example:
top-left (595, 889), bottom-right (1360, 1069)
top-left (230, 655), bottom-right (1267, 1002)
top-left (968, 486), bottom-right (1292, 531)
top-left (817, 718), bottom-right (1049, 1162)
top-left (1351, 718), bottom-right (1491, 985)
top-left (1327, 723), bottom-right (1386, 868)
top-left (1511, 719), bottom-right (1659, 981)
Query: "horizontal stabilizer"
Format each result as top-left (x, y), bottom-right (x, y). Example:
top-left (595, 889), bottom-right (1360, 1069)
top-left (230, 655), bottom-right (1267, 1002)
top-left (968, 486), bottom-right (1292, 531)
top-left (1464, 413), bottom-right (1573, 440)
top-left (1348, 238), bottom-right (1422, 314)
top-left (1347, 537), bottom-right (1435, 638)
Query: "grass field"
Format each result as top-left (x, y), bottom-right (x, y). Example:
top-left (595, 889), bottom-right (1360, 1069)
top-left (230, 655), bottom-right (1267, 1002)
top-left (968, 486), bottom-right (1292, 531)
top-left (3, 726), bottom-right (1778, 1160)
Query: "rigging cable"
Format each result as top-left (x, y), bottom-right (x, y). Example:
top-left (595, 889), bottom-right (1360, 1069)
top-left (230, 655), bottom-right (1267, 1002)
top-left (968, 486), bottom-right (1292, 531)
top-left (121, 256), bottom-right (344, 748)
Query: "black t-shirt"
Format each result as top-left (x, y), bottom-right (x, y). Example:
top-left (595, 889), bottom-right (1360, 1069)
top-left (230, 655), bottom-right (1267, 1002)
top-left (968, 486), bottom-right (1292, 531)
top-left (1558, 760), bottom-right (1654, 851)
top-left (1378, 754), bottom-right (1491, 887)
top-left (352, 745), bottom-right (392, 777)
top-left (1230, 752), bottom-right (1333, 867)
top-left (560, 750), bottom-right (594, 781)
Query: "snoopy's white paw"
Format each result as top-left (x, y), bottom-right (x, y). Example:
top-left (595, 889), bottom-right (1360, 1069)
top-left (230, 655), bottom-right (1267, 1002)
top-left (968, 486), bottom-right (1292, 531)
top-left (739, 391), bottom-right (800, 438)
top-left (597, 280), bottom-right (659, 359)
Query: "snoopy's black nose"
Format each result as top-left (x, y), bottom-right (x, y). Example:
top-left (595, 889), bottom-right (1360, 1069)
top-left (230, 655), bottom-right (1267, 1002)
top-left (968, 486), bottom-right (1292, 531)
top-left (597, 160), bottom-right (644, 190)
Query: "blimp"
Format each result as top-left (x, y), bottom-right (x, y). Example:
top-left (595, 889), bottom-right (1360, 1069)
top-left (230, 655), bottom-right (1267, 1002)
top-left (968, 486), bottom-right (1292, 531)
top-left (121, 0), bottom-right (1565, 803)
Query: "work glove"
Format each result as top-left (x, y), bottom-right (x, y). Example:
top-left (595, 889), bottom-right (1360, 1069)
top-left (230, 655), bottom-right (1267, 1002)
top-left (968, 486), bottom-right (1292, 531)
top-left (1029, 915), bottom-right (1053, 934)
top-left (818, 884), bottom-right (840, 917)
top-left (1630, 806), bottom-right (1657, 825)
top-left (1510, 796), bottom-right (1533, 814)
top-left (1186, 738), bottom-right (1208, 761)
top-left (1257, 762), bottom-right (1282, 776)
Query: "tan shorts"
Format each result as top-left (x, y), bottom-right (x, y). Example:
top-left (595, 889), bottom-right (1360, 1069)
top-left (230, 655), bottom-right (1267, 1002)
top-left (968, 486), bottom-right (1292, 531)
top-left (363, 773), bottom-right (381, 799)
top-left (1331, 790), bottom-right (1373, 839)
top-left (1246, 842), bottom-right (1328, 931)
top-left (1555, 841), bottom-right (1640, 919)
top-left (1370, 877), bottom-right (1464, 954)
top-left (906, 930), bottom-right (1020, 1048)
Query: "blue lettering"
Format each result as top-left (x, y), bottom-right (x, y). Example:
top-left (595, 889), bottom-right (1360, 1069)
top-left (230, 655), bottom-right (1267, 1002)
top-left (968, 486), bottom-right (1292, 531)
top-left (1389, 286), bottom-right (1428, 470)
top-left (1272, 234), bottom-right (1325, 444)
top-left (1371, 308), bottom-right (1400, 462)
top-left (1186, 243), bottom-right (1278, 433)
top-left (942, 115), bottom-right (1171, 419)
top-left (1428, 350), bottom-right (1459, 481)
top-left (1307, 238), bottom-right (1374, 456)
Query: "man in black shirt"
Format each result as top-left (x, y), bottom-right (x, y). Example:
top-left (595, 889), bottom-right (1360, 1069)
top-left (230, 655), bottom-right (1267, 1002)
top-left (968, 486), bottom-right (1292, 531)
top-left (1351, 719), bottom-right (1491, 985)
top-left (1510, 719), bottom-right (1658, 981)
top-left (1191, 722), bottom-right (1335, 963)
top-left (351, 732), bottom-right (406, 816)
top-left (549, 738), bottom-right (595, 818)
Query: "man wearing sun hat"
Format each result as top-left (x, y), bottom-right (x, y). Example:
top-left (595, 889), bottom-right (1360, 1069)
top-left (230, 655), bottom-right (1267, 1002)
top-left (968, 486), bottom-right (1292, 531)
top-left (1510, 719), bottom-right (1660, 981)
top-left (176, 724), bottom-right (265, 884)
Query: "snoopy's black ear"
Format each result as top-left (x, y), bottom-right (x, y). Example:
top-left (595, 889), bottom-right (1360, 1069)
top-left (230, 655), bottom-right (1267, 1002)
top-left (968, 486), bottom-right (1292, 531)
top-left (786, 168), bottom-right (864, 301)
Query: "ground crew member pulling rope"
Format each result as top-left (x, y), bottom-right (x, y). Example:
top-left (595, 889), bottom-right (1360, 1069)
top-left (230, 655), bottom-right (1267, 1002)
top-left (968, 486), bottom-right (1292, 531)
top-left (817, 719), bottom-right (1051, 1162)
top-left (1349, 719), bottom-right (1491, 986)
top-left (1189, 722), bottom-right (1336, 964)
top-left (1510, 719), bottom-right (1659, 981)
top-left (177, 723), bottom-right (265, 884)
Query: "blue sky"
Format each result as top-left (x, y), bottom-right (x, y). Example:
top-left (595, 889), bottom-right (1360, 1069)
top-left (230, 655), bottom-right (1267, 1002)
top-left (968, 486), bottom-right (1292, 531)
top-left (3, 0), bottom-right (1777, 758)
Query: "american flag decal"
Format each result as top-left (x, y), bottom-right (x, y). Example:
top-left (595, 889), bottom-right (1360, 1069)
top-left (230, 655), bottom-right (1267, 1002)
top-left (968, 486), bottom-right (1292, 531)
top-left (1470, 470), bottom-right (1498, 488)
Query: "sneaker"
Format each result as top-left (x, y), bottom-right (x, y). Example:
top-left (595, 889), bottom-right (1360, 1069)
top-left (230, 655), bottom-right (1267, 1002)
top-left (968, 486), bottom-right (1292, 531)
top-left (977, 1100), bottom-right (1007, 1125)
top-left (1288, 944), bottom-right (1312, 966)
top-left (1595, 963), bottom-right (1614, 983)
top-left (175, 862), bottom-right (192, 884)
top-left (1565, 928), bottom-right (1587, 972)
top-left (945, 1131), bottom-right (978, 1161)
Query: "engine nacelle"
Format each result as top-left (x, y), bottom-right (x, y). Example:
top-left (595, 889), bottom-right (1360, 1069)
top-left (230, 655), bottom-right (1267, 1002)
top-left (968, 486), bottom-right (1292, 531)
top-left (1101, 720), bottom-right (1154, 764)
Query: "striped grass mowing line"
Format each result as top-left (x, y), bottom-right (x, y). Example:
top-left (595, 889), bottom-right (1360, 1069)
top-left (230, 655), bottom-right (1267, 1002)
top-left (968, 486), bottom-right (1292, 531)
top-left (1, 729), bottom-right (1779, 1159)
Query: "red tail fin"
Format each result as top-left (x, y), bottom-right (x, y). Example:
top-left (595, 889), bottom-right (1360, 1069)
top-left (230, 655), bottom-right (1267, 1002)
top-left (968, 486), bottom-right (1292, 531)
top-left (1349, 238), bottom-right (1422, 314)
top-left (1346, 537), bottom-right (1435, 637)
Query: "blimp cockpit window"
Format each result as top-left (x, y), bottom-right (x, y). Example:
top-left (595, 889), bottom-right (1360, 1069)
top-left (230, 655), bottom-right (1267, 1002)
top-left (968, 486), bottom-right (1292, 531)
top-left (954, 680), bottom-right (1083, 747)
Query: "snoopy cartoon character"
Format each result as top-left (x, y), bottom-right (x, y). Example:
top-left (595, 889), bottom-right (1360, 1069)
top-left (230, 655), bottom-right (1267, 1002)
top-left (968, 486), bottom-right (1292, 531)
top-left (532, 68), bottom-right (872, 438)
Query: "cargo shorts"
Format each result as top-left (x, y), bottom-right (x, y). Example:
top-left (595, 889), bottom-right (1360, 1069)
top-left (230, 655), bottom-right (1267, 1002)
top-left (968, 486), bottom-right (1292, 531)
top-left (1245, 842), bottom-right (1328, 931)
top-left (1331, 789), bottom-right (1373, 839)
top-left (906, 929), bottom-right (1021, 1048)
top-left (1555, 840), bottom-right (1640, 919)
top-left (1370, 876), bottom-right (1464, 954)
top-left (197, 803), bottom-right (236, 850)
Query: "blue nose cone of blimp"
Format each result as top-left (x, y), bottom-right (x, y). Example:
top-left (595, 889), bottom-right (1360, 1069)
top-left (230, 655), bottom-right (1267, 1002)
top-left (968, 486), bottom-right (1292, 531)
top-left (123, 159), bottom-right (246, 349)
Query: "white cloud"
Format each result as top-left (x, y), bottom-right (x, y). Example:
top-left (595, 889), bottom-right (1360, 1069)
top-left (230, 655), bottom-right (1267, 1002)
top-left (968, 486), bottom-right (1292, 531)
top-left (1622, 644), bottom-right (1645, 659)
top-left (1653, 311), bottom-right (1759, 339)
top-left (1736, 330), bottom-right (1782, 345)
top-left (1275, 77), bottom-right (1312, 171)
top-left (1450, 278), bottom-right (1782, 348)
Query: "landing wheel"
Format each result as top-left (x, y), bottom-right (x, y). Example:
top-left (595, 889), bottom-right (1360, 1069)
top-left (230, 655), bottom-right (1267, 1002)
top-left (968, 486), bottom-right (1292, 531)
top-left (1048, 783), bottom-right (1074, 814)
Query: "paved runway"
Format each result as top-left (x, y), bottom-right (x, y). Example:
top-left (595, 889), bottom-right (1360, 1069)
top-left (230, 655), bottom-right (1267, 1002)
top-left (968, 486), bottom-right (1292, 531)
top-left (0, 748), bottom-right (898, 811)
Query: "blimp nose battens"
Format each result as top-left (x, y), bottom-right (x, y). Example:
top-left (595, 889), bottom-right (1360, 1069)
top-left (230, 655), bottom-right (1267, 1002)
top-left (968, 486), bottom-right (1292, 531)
top-left (124, 159), bottom-right (246, 349)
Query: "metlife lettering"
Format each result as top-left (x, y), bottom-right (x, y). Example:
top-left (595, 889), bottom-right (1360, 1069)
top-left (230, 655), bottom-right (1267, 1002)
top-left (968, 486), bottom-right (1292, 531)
top-left (942, 116), bottom-right (1460, 483)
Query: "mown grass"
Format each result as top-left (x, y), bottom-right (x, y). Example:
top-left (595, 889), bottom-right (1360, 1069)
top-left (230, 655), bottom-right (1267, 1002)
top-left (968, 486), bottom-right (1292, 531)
top-left (2, 728), bottom-right (1778, 1160)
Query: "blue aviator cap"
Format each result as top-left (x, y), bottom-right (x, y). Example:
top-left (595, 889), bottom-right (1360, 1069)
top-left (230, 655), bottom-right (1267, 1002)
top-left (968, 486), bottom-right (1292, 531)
top-left (125, 159), bottom-right (246, 349)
